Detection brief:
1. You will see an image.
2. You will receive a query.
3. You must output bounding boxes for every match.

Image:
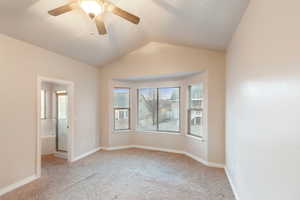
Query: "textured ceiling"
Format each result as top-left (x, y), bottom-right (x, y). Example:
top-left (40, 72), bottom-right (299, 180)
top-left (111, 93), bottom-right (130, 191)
top-left (0, 0), bottom-right (249, 67)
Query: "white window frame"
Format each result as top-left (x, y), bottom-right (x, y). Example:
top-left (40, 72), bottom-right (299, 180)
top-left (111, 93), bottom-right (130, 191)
top-left (187, 84), bottom-right (204, 138)
top-left (136, 86), bottom-right (181, 133)
top-left (113, 87), bottom-right (131, 131)
top-left (185, 76), bottom-right (207, 142)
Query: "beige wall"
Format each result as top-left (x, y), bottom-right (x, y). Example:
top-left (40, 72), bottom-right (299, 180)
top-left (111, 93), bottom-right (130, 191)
top-left (226, 0), bottom-right (300, 199)
top-left (100, 42), bottom-right (226, 164)
top-left (0, 34), bottom-right (101, 189)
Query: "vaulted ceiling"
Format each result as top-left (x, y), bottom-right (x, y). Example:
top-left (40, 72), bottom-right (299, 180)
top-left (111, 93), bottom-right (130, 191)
top-left (0, 0), bottom-right (249, 67)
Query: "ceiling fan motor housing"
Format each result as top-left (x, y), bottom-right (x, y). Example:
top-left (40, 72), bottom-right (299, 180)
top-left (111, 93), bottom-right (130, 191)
top-left (89, 13), bottom-right (96, 19)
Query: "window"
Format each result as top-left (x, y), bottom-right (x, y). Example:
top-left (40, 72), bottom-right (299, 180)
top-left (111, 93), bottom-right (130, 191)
top-left (138, 87), bottom-right (180, 132)
top-left (188, 83), bottom-right (204, 138)
top-left (41, 90), bottom-right (46, 119)
top-left (138, 88), bottom-right (157, 131)
top-left (113, 88), bottom-right (130, 130)
top-left (158, 88), bottom-right (180, 132)
top-left (56, 91), bottom-right (68, 119)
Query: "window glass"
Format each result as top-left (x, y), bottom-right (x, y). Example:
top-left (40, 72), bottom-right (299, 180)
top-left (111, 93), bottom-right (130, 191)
top-left (189, 110), bottom-right (202, 136)
top-left (114, 109), bottom-right (129, 130)
top-left (57, 95), bottom-right (68, 119)
top-left (138, 88), bottom-right (157, 131)
top-left (158, 88), bottom-right (180, 132)
top-left (113, 88), bottom-right (130, 130)
top-left (188, 83), bottom-right (204, 137)
top-left (138, 87), bottom-right (180, 132)
top-left (189, 84), bottom-right (204, 109)
top-left (113, 88), bottom-right (129, 108)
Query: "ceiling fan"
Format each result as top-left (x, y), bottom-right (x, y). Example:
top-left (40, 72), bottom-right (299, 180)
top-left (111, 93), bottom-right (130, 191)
top-left (48, 0), bottom-right (140, 35)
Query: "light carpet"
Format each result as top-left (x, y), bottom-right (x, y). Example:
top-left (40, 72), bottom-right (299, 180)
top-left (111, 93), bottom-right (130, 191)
top-left (1, 148), bottom-right (235, 200)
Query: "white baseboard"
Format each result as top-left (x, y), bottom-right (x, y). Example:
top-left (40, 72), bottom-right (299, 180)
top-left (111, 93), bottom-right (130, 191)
top-left (102, 145), bottom-right (135, 151)
top-left (71, 147), bottom-right (101, 162)
top-left (184, 152), bottom-right (207, 165)
top-left (54, 152), bottom-right (68, 159)
top-left (0, 175), bottom-right (38, 197)
top-left (103, 145), bottom-right (224, 169)
top-left (133, 145), bottom-right (184, 154)
top-left (0, 147), bottom-right (101, 196)
top-left (184, 152), bottom-right (224, 168)
top-left (206, 162), bottom-right (225, 168)
top-left (103, 145), bottom-right (184, 155)
top-left (225, 167), bottom-right (240, 200)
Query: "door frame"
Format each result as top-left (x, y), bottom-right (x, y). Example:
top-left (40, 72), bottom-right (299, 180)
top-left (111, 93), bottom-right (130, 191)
top-left (36, 76), bottom-right (75, 178)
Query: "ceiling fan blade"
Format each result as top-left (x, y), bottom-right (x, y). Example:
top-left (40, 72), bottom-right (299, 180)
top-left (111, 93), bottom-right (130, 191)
top-left (110, 5), bottom-right (140, 24)
top-left (48, 2), bottom-right (77, 16)
top-left (95, 16), bottom-right (107, 35)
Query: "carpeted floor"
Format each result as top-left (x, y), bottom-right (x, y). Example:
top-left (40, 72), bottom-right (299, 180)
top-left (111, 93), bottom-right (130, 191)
top-left (1, 148), bottom-right (235, 200)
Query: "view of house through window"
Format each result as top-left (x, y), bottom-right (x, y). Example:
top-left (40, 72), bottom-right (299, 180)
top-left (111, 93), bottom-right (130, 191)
top-left (138, 87), bottom-right (180, 132)
top-left (158, 88), bottom-right (180, 132)
top-left (188, 83), bottom-right (204, 137)
top-left (137, 88), bottom-right (157, 131)
top-left (113, 88), bottom-right (130, 130)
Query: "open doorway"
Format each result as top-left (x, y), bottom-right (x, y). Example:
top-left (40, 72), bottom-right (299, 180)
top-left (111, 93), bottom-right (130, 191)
top-left (37, 76), bottom-right (74, 178)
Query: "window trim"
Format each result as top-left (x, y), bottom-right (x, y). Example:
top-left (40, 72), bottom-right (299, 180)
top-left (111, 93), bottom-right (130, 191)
top-left (137, 86), bottom-right (181, 133)
top-left (113, 87), bottom-right (131, 131)
top-left (187, 84), bottom-right (204, 138)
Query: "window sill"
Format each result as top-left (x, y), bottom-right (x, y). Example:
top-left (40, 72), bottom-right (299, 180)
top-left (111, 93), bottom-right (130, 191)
top-left (112, 130), bottom-right (183, 136)
top-left (186, 134), bottom-right (205, 142)
top-left (135, 130), bottom-right (182, 135)
top-left (112, 130), bottom-right (135, 134)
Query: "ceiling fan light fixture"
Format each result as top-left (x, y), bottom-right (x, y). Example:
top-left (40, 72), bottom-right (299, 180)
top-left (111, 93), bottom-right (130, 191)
top-left (48, 0), bottom-right (140, 36)
top-left (79, 0), bottom-right (103, 17)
